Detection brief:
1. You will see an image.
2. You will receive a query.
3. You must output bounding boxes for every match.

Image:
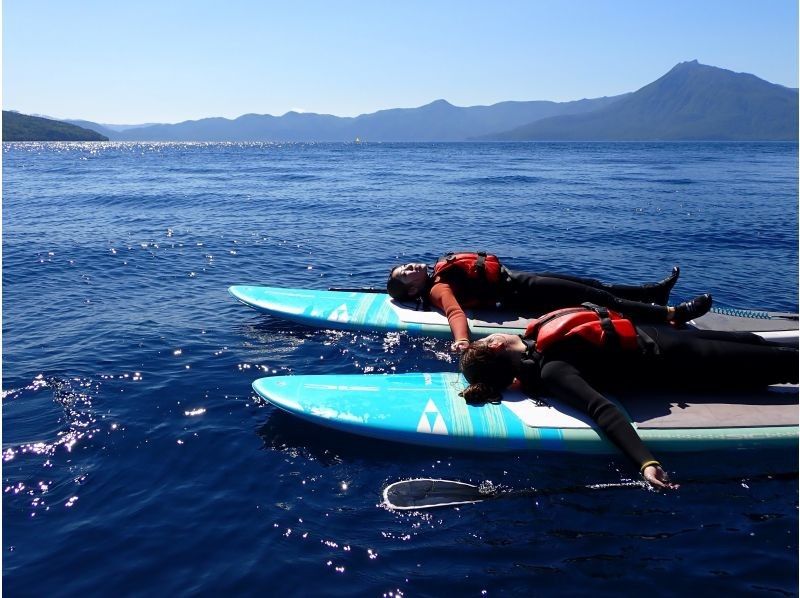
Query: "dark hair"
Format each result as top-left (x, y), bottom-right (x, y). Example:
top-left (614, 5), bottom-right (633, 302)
top-left (458, 343), bottom-right (515, 406)
top-left (386, 266), bottom-right (416, 301)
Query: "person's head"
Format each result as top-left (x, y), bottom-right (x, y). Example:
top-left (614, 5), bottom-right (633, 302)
top-left (458, 338), bottom-right (516, 405)
top-left (386, 263), bottom-right (429, 301)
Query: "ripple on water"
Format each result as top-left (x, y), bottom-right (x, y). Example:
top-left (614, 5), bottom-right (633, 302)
top-left (3, 142), bottom-right (797, 594)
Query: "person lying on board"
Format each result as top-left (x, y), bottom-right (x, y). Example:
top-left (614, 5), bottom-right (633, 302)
top-left (458, 304), bottom-right (799, 489)
top-left (386, 252), bottom-right (712, 352)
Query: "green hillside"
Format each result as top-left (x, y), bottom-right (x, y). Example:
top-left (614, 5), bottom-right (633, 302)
top-left (3, 111), bottom-right (109, 141)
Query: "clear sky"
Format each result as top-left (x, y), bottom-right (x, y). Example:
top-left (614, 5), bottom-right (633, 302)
top-left (3, 0), bottom-right (798, 124)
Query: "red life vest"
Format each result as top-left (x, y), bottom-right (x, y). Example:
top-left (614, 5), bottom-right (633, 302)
top-left (432, 252), bottom-right (504, 307)
top-left (523, 305), bottom-right (640, 354)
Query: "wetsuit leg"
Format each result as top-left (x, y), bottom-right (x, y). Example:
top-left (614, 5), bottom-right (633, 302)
top-left (504, 271), bottom-right (670, 322)
top-left (533, 271), bottom-right (667, 303)
top-left (641, 325), bottom-right (799, 387)
top-left (539, 359), bottom-right (655, 467)
top-left (675, 328), bottom-right (798, 347)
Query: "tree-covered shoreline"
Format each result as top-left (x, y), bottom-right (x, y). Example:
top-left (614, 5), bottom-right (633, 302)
top-left (3, 111), bottom-right (108, 141)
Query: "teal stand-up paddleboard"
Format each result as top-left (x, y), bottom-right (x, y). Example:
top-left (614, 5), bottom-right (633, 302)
top-left (236, 284), bottom-right (798, 453)
top-left (229, 285), bottom-right (799, 344)
top-left (252, 373), bottom-right (798, 454)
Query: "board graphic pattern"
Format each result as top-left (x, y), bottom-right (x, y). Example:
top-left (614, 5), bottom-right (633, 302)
top-left (252, 373), bottom-right (799, 454)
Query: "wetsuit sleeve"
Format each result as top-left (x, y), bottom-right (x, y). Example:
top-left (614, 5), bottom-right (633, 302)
top-left (429, 281), bottom-right (470, 341)
top-left (538, 359), bottom-right (655, 468)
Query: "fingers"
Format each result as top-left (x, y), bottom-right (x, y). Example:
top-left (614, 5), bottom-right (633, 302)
top-left (645, 472), bottom-right (667, 489)
top-left (643, 465), bottom-right (680, 490)
top-left (451, 340), bottom-right (469, 352)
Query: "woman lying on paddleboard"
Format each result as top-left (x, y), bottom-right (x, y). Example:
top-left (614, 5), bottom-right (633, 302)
top-left (386, 252), bottom-right (712, 351)
top-left (458, 304), bottom-right (799, 489)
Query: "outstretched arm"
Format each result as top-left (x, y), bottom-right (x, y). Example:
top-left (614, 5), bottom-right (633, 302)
top-left (539, 359), bottom-right (678, 489)
top-left (429, 282), bottom-right (470, 351)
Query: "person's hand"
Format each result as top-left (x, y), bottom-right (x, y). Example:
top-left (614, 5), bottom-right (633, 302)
top-left (643, 465), bottom-right (679, 490)
top-left (451, 339), bottom-right (470, 352)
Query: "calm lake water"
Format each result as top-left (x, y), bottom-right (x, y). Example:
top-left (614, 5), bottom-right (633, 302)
top-left (3, 141), bottom-right (798, 596)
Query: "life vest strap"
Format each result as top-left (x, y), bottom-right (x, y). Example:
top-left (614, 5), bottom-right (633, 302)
top-left (581, 302), bottom-right (620, 350)
top-left (475, 251), bottom-right (487, 275)
top-left (635, 326), bottom-right (660, 355)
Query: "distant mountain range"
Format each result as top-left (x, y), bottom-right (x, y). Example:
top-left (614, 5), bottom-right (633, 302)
top-left (4, 61), bottom-right (797, 142)
top-left (485, 61), bottom-right (798, 141)
top-left (68, 96), bottom-right (625, 142)
top-left (3, 111), bottom-right (108, 141)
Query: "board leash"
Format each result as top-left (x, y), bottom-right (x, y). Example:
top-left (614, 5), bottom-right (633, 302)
top-left (710, 306), bottom-right (797, 320)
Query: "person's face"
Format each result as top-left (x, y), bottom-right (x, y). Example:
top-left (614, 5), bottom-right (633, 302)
top-left (477, 333), bottom-right (518, 353)
top-left (393, 263), bottom-right (428, 294)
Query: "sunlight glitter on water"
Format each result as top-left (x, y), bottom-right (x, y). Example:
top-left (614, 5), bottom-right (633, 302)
top-left (4, 142), bottom-right (797, 595)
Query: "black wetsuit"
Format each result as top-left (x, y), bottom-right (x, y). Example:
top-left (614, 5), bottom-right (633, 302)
top-left (517, 326), bottom-right (799, 467)
top-left (500, 270), bottom-right (671, 322)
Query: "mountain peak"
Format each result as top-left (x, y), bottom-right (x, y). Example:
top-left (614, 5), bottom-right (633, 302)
top-left (422, 99), bottom-right (455, 109)
top-left (492, 61), bottom-right (797, 141)
top-left (667, 59), bottom-right (706, 74)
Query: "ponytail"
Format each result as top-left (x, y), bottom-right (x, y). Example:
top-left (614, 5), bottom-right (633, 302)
top-left (458, 343), bottom-right (515, 406)
top-left (459, 382), bottom-right (502, 406)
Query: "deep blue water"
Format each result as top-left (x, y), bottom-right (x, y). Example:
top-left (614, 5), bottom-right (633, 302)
top-left (3, 141), bottom-right (798, 596)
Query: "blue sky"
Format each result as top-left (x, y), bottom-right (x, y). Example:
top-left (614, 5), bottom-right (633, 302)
top-left (3, 0), bottom-right (798, 124)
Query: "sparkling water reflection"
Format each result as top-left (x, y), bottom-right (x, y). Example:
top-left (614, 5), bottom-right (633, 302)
top-left (3, 142), bottom-right (798, 595)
